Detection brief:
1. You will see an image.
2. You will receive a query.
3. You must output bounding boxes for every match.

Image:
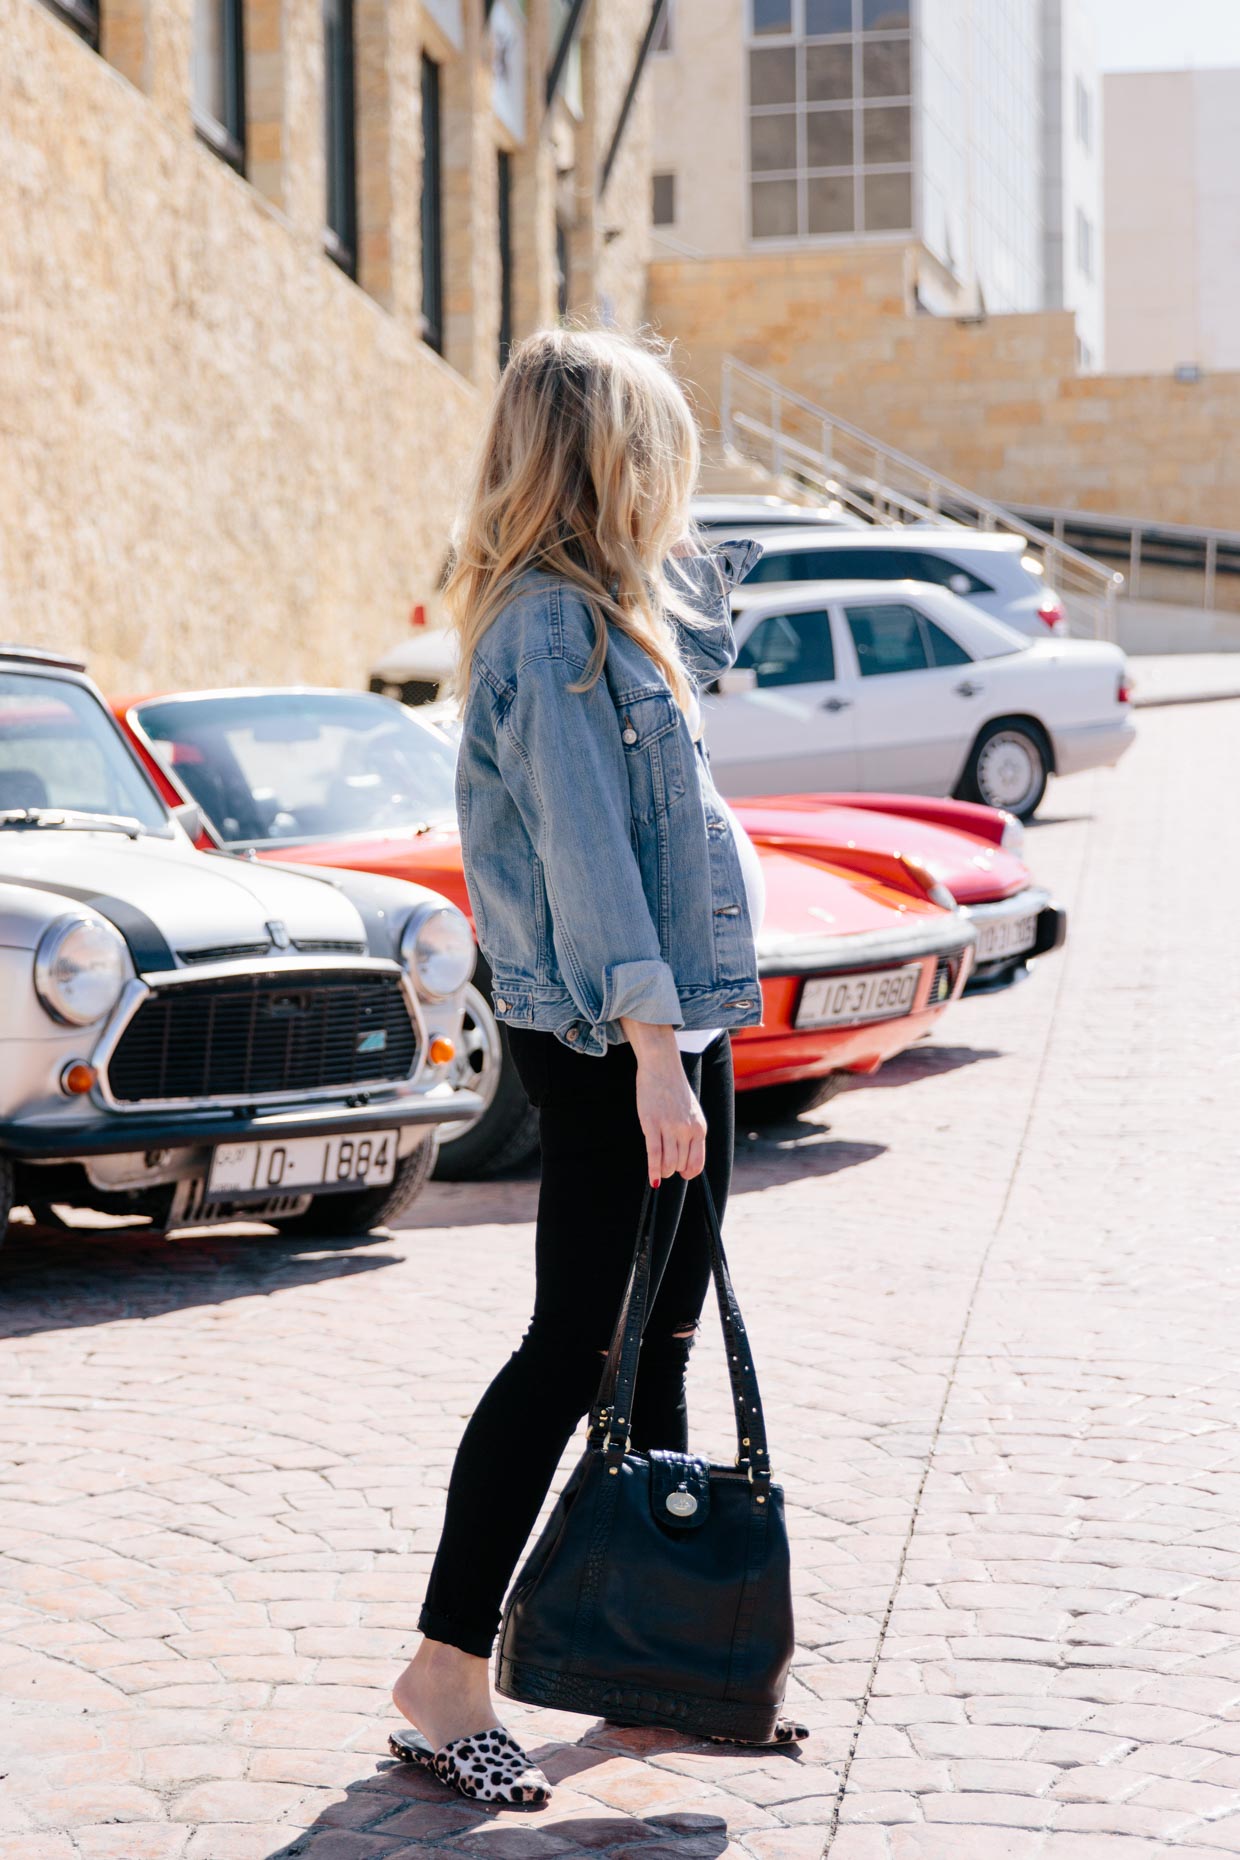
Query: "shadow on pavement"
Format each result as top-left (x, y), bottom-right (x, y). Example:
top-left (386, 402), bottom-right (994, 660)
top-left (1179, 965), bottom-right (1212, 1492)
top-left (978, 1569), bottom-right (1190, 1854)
top-left (735, 1124), bottom-right (887, 1185)
top-left (258, 1722), bottom-right (785, 1856)
top-left (0, 1218), bottom-right (398, 1341)
top-left (403, 1171), bottom-right (540, 1231)
top-left (841, 1041), bottom-right (1003, 1091)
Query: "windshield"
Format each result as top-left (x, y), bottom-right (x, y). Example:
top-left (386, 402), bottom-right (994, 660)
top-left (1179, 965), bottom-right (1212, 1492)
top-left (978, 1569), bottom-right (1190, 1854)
top-left (133, 691), bottom-right (460, 846)
top-left (0, 672), bottom-right (170, 833)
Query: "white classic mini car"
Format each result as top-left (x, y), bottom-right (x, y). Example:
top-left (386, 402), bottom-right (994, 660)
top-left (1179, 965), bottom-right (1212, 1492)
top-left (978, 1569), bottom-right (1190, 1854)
top-left (0, 646), bottom-right (483, 1244)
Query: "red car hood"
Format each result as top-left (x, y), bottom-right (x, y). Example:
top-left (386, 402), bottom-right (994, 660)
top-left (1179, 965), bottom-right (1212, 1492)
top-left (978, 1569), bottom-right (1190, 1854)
top-left (752, 843), bottom-right (949, 950)
top-left (733, 794), bottom-right (1031, 906)
top-left (265, 824), bottom-right (947, 948)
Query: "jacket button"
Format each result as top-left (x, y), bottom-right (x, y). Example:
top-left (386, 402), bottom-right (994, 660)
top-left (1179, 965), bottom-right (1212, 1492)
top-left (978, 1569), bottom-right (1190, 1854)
top-left (566, 1026), bottom-right (580, 1043)
top-left (495, 996), bottom-right (508, 1013)
top-left (622, 727), bottom-right (638, 745)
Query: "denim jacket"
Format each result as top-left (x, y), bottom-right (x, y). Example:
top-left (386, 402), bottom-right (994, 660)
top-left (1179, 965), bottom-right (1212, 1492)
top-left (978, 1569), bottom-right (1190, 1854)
top-left (455, 540), bottom-right (765, 1056)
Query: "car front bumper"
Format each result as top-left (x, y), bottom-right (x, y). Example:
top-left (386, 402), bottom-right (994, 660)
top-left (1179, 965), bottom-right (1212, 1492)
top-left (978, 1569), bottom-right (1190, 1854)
top-left (0, 1081), bottom-right (485, 1160)
top-left (962, 888), bottom-right (1067, 994)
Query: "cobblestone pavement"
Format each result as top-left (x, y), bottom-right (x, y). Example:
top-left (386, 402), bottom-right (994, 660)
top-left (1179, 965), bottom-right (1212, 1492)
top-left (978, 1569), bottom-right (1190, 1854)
top-left (3, 701), bottom-right (1239, 1860)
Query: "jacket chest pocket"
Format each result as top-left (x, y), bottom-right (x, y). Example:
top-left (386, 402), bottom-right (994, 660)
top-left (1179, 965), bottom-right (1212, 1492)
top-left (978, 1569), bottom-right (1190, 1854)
top-left (619, 693), bottom-right (689, 823)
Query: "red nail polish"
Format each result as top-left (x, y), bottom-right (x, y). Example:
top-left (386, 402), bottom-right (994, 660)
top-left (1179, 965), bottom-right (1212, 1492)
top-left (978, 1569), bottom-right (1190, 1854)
top-left (651, 1177), bottom-right (660, 1188)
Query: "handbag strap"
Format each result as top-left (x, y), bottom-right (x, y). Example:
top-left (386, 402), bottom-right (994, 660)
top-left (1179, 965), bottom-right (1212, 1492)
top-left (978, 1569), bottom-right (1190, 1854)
top-left (586, 1176), bottom-right (772, 1485)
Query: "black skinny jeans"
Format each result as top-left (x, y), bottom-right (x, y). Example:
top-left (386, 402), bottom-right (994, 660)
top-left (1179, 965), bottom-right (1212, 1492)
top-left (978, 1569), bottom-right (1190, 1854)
top-left (418, 1027), bottom-right (735, 1659)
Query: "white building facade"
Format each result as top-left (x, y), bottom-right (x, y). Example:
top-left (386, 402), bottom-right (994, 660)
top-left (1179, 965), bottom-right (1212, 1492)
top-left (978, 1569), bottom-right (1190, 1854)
top-left (1040, 0), bottom-right (1103, 367)
top-left (1104, 69), bottom-right (1240, 377)
top-left (652, 0), bottom-right (1103, 356)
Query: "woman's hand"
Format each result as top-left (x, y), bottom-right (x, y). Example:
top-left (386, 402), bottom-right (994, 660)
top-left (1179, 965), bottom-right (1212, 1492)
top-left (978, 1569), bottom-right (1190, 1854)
top-left (620, 1020), bottom-right (707, 1184)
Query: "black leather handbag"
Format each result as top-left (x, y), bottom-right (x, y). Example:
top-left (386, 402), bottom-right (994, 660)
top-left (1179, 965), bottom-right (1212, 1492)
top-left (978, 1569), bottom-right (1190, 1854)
top-left (496, 1176), bottom-right (795, 1743)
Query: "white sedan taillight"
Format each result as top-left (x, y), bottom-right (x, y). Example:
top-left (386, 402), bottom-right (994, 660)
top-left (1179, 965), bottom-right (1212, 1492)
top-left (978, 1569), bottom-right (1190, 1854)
top-left (1037, 592), bottom-right (1067, 631)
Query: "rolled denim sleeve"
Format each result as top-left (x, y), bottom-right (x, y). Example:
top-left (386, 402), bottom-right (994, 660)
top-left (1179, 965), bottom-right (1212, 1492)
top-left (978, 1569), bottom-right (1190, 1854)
top-left (495, 648), bottom-right (683, 1045)
top-left (667, 539), bottom-right (764, 683)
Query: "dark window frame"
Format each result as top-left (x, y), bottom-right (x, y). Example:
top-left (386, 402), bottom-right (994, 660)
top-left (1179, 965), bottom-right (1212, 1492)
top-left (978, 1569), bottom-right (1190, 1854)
top-left (420, 52), bottom-right (444, 351)
top-left (193, 0), bottom-right (247, 175)
top-left (652, 171), bottom-right (676, 225)
top-left (555, 216), bottom-right (571, 319)
top-left (324, 0), bottom-right (358, 279)
top-left (42, 0), bottom-right (99, 47)
top-left (843, 599), bottom-right (974, 676)
top-left (497, 149), bottom-right (514, 369)
top-left (747, 545), bottom-right (994, 595)
top-left (735, 607), bottom-right (838, 688)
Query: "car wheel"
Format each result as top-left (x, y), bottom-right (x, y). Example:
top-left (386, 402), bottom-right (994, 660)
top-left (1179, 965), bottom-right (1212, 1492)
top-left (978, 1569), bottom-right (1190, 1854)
top-left (272, 1137), bottom-right (438, 1238)
top-left (0, 1156), bottom-right (12, 1248)
top-left (433, 971), bottom-right (539, 1181)
top-left (960, 719), bottom-right (1049, 820)
top-left (739, 1074), bottom-right (847, 1124)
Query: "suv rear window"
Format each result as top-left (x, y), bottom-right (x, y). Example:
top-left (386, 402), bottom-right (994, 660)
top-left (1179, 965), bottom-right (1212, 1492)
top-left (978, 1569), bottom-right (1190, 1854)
top-left (747, 546), bottom-right (993, 594)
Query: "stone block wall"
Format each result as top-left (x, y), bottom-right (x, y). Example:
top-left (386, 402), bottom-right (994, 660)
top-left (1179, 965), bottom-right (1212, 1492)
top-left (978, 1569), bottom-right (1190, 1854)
top-left (0, 0), bottom-right (654, 694)
top-left (649, 245), bottom-right (1240, 532)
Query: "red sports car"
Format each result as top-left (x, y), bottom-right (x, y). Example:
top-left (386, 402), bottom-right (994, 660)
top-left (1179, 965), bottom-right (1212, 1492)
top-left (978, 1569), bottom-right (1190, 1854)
top-left (114, 689), bottom-right (1061, 1175)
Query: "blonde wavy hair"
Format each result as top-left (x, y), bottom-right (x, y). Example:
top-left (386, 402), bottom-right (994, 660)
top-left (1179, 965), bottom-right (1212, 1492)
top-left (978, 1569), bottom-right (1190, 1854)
top-left (444, 326), bottom-right (706, 710)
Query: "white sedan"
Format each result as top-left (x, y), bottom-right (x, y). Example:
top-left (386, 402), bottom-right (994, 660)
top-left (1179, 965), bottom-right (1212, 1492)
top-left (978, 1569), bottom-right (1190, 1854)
top-left (702, 580), bottom-right (1135, 819)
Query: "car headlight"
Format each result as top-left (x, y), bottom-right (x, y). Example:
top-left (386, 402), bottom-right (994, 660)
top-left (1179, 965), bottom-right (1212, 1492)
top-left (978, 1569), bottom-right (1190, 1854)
top-left (34, 914), bottom-right (128, 1026)
top-left (399, 904), bottom-right (475, 999)
top-left (999, 813), bottom-right (1025, 854)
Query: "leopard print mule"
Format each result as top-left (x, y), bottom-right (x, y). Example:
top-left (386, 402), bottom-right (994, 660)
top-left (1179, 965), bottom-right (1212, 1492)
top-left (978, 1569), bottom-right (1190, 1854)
top-left (388, 1724), bottom-right (551, 1807)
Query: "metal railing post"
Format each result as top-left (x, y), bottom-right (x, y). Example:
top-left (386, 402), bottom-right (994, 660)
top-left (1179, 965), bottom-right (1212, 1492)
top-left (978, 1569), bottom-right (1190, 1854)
top-left (1204, 535), bottom-right (1218, 611)
top-left (771, 386), bottom-right (783, 476)
top-left (1128, 527), bottom-right (1142, 603)
top-left (720, 358), bottom-right (733, 451)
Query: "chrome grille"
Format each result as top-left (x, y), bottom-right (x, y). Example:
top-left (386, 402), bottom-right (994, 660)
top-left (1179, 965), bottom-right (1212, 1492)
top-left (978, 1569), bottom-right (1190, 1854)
top-left (108, 970), bottom-right (417, 1103)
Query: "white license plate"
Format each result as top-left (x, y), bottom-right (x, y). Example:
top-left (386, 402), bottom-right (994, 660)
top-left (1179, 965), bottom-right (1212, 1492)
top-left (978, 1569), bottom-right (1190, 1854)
top-left (795, 963), bottom-right (921, 1030)
top-left (975, 912), bottom-right (1038, 962)
top-left (207, 1131), bottom-right (397, 1199)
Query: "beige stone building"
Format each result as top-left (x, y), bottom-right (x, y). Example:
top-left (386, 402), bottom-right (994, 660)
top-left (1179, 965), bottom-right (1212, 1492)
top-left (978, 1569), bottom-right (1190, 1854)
top-left (0, 0), bottom-right (655, 691)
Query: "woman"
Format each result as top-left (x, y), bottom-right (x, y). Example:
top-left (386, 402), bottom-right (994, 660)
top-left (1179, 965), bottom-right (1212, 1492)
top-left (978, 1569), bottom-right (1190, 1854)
top-left (388, 327), bottom-right (787, 1806)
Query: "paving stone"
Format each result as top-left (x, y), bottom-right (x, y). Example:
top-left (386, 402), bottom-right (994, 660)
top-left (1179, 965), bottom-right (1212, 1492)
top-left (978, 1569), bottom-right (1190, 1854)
top-left (6, 717), bottom-right (1240, 1856)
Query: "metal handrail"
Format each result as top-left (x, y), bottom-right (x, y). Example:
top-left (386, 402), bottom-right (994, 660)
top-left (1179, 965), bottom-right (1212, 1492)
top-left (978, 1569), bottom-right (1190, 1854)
top-left (720, 355), bottom-right (1124, 637)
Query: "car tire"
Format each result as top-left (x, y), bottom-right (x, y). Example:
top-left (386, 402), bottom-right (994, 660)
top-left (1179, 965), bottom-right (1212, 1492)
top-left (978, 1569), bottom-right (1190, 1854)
top-left (0, 1156), bottom-right (12, 1248)
top-left (739, 1074), bottom-right (847, 1124)
top-left (272, 1136), bottom-right (438, 1238)
top-left (433, 967), bottom-right (540, 1181)
top-left (959, 718), bottom-right (1049, 820)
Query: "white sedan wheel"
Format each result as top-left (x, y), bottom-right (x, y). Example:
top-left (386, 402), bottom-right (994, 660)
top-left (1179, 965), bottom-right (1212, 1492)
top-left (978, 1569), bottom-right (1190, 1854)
top-left (975, 728), bottom-right (1045, 815)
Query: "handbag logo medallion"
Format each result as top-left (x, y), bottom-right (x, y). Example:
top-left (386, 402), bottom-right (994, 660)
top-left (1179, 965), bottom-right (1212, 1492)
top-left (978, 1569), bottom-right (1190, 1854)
top-left (666, 1486), bottom-right (698, 1518)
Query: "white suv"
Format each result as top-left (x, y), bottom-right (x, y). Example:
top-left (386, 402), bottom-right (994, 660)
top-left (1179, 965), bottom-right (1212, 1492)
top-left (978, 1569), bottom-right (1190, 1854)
top-left (713, 525), bottom-right (1069, 637)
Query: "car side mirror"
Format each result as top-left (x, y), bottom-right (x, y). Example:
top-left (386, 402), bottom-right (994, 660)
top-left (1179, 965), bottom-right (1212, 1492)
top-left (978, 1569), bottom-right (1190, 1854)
top-left (172, 801), bottom-right (205, 842)
top-left (714, 666), bottom-right (758, 696)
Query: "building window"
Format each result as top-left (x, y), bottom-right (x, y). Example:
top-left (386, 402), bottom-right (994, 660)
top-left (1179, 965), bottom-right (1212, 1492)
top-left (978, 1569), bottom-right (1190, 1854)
top-left (747, 0), bottom-right (913, 244)
top-left (1074, 75), bottom-right (1092, 151)
top-left (323, 0), bottom-right (358, 277)
top-left (42, 0), bottom-right (99, 46)
top-left (652, 172), bottom-right (676, 225)
top-left (498, 150), bottom-right (514, 369)
top-left (1075, 206), bottom-right (1094, 281)
top-left (652, 0), bottom-right (673, 53)
top-left (420, 52), bottom-right (444, 352)
top-left (752, 0), bottom-right (793, 32)
top-left (192, 0), bottom-right (246, 173)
